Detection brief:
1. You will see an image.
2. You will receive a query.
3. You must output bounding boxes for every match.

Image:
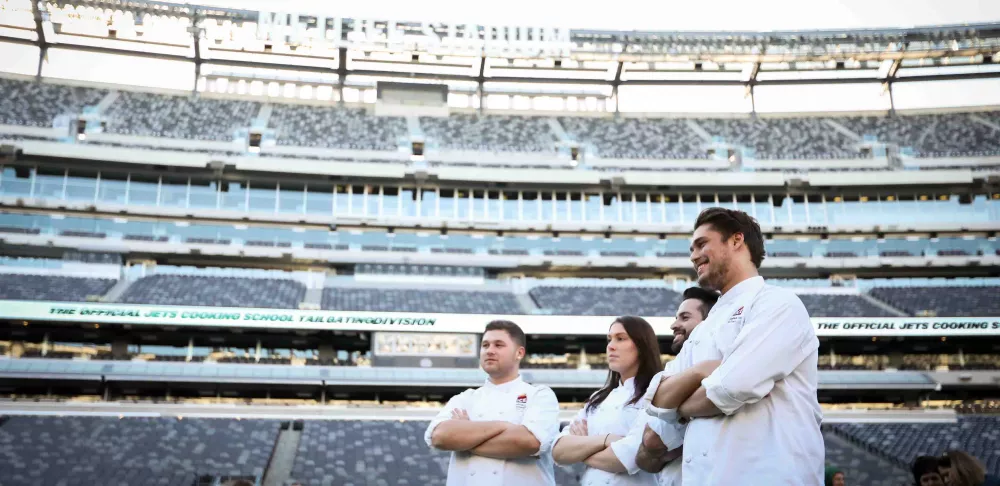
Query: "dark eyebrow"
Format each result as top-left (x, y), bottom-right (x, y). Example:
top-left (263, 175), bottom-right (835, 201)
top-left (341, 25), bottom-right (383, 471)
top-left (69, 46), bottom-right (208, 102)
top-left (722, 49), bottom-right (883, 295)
top-left (677, 312), bottom-right (691, 319)
top-left (689, 237), bottom-right (708, 253)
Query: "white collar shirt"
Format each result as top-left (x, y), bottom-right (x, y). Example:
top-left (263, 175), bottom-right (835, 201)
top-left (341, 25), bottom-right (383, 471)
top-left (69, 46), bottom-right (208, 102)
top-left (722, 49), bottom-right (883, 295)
top-left (556, 377), bottom-right (657, 486)
top-left (424, 375), bottom-right (560, 486)
top-left (682, 276), bottom-right (825, 486)
top-left (611, 319), bottom-right (723, 486)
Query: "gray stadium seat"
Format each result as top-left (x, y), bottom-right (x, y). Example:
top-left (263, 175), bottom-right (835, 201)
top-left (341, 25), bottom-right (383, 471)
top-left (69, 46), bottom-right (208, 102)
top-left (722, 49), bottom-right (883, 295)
top-left (529, 286), bottom-right (682, 316)
top-left (829, 416), bottom-right (1000, 476)
top-left (269, 104), bottom-right (406, 151)
top-left (868, 286), bottom-right (1000, 317)
top-left (0, 416), bottom-right (279, 486)
top-left (0, 78), bottom-right (106, 128)
top-left (0, 275), bottom-right (115, 302)
top-left (558, 117), bottom-right (706, 159)
top-left (322, 288), bottom-right (523, 314)
top-left (118, 274), bottom-right (306, 309)
top-left (105, 91), bottom-right (260, 141)
top-left (421, 114), bottom-right (556, 153)
top-left (797, 294), bottom-right (898, 318)
top-left (697, 117), bottom-right (860, 160)
top-left (821, 429), bottom-right (911, 486)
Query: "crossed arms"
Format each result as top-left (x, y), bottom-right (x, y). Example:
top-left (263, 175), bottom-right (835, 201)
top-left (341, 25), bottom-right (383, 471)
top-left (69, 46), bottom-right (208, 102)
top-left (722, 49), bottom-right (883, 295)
top-left (430, 408), bottom-right (543, 459)
top-left (638, 295), bottom-right (817, 473)
top-left (634, 359), bottom-right (721, 473)
top-left (551, 419), bottom-right (626, 473)
top-left (549, 360), bottom-right (721, 475)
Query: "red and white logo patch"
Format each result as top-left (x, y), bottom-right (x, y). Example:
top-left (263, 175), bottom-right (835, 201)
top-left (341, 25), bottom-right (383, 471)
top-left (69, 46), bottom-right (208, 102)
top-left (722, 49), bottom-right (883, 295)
top-left (515, 394), bottom-right (528, 412)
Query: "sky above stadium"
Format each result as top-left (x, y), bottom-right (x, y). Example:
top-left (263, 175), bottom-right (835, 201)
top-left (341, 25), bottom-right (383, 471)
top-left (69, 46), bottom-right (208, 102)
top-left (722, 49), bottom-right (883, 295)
top-left (199, 0), bottom-right (1000, 31)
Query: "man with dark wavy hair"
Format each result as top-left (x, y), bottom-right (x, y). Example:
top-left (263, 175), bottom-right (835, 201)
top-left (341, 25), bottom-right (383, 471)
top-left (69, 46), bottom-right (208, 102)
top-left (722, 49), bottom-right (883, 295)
top-left (635, 207), bottom-right (823, 485)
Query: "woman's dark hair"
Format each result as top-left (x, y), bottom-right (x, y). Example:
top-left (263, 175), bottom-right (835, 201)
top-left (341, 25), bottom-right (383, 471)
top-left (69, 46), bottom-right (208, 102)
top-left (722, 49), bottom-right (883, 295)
top-left (944, 450), bottom-right (986, 486)
top-left (585, 316), bottom-right (663, 414)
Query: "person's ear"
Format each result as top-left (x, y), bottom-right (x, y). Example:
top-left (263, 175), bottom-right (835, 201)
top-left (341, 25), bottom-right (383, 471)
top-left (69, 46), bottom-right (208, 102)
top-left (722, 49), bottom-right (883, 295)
top-left (517, 347), bottom-right (525, 360)
top-left (731, 232), bottom-right (745, 251)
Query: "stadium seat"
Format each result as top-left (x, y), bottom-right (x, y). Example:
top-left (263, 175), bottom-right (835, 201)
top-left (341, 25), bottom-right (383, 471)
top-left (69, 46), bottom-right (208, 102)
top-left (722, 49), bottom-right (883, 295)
top-left (0, 78), bottom-right (106, 128)
top-left (829, 416), bottom-right (1000, 476)
top-left (696, 117), bottom-right (860, 160)
top-left (269, 104), bottom-right (406, 151)
top-left (0, 275), bottom-right (115, 302)
top-left (421, 114), bottom-right (556, 153)
top-left (105, 91), bottom-right (260, 142)
top-left (868, 286), bottom-right (1000, 317)
top-left (529, 286), bottom-right (682, 316)
top-left (797, 294), bottom-right (898, 318)
top-left (286, 420), bottom-right (587, 486)
top-left (821, 429), bottom-right (912, 486)
top-left (117, 274), bottom-right (306, 309)
top-left (558, 117), bottom-right (707, 159)
top-left (0, 416), bottom-right (279, 486)
top-left (322, 288), bottom-right (524, 314)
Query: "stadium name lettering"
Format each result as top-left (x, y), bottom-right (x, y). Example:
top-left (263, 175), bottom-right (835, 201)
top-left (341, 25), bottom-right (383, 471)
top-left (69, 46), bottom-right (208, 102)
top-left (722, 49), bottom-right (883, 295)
top-left (298, 316), bottom-right (436, 326)
top-left (817, 321), bottom-right (1000, 331)
top-left (250, 12), bottom-right (572, 54)
top-left (24, 304), bottom-right (1000, 336)
top-left (46, 306), bottom-right (436, 327)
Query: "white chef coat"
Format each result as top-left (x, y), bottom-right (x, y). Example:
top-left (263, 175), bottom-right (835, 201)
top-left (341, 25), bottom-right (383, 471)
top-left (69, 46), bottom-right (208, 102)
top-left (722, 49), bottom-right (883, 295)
top-left (611, 317), bottom-right (723, 486)
top-left (675, 276), bottom-right (824, 486)
top-left (555, 377), bottom-right (657, 486)
top-left (424, 375), bottom-right (560, 486)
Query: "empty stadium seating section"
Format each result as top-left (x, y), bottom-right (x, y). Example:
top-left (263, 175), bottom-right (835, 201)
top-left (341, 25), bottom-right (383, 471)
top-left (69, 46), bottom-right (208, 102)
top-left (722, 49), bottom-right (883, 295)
top-left (268, 104), bottom-right (406, 150)
top-left (0, 416), bottom-right (280, 486)
top-left (104, 92), bottom-right (259, 141)
top-left (118, 275), bottom-right (306, 309)
top-left (868, 286), bottom-right (1000, 317)
top-left (420, 114), bottom-right (556, 153)
top-left (821, 430), bottom-right (911, 486)
top-left (322, 288), bottom-right (524, 314)
top-left (697, 117), bottom-right (860, 160)
top-left (0, 78), bottom-right (105, 128)
top-left (0, 275), bottom-right (114, 301)
top-left (529, 286), bottom-right (682, 316)
top-left (287, 420), bottom-right (588, 486)
top-left (1, 415), bottom-right (977, 485)
top-left (558, 117), bottom-right (706, 159)
top-left (829, 416), bottom-right (1000, 476)
top-left (796, 294), bottom-right (898, 318)
top-left (1, 267), bottom-right (999, 319)
top-left (844, 113), bottom-right (1000, 158)
top-left (289, 420), bottom-right (448, 486)
top-left (4, 77), bottom-right (1000, 160)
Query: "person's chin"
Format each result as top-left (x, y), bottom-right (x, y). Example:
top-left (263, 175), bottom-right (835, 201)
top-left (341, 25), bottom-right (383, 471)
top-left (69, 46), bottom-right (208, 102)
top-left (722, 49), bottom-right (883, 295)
top-left (670, 342), bottom-right (683, 354)
top-left (698, 275), bottom-right (719, 291)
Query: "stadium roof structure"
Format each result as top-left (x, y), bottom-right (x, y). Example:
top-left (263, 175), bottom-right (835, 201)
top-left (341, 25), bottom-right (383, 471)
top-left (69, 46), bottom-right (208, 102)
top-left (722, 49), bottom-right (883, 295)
top-left (4, 0), bottom-right (1000, 90)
